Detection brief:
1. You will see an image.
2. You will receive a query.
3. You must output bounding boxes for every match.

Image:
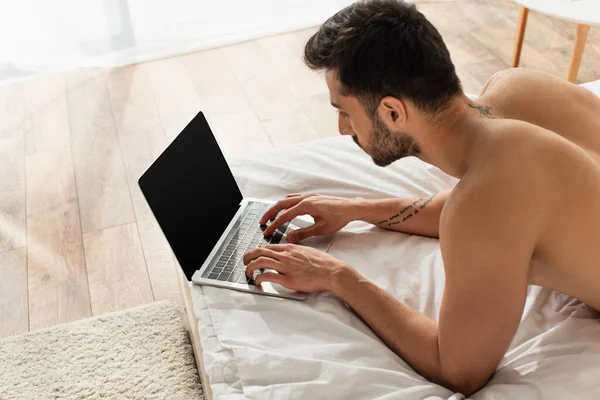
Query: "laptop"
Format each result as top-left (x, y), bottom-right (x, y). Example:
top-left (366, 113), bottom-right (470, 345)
top-left (138, 111), bottom-right (334, 301)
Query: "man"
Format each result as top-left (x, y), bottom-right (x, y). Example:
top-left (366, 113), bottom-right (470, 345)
top-left (242, 0), bottom-right (600, 395)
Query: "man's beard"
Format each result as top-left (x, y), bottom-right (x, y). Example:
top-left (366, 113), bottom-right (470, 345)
top-left (357, 113), bottom-right (423, 167)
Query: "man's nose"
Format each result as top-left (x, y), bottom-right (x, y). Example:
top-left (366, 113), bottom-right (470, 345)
top-left (339, 122), bottom-right (353, 137)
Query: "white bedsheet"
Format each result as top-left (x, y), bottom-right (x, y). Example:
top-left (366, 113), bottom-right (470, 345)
top-left (191, 80), bottom-right (600, 400)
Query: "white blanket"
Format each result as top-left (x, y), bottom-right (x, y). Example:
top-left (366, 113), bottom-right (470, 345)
top-left (191, 80), bottom-right (600, 400)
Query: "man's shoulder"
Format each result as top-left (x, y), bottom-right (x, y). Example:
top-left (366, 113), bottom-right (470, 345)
top-left (440, 165), bottom-right (550, 256)
top-left (472, 118), bottom-right (551, 172)
top-left (443, 144), bottom-right (551, 227)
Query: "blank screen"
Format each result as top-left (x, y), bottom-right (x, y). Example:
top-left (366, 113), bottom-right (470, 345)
top-left (138, 111), bottom-right (243, 280)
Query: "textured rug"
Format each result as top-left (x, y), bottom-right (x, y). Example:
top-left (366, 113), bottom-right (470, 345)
top-left (0, 301), bottom-right (204, 400)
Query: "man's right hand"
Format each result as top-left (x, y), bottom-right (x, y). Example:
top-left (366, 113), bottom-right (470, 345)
top-left (260, 193), bottom-right (362, 243)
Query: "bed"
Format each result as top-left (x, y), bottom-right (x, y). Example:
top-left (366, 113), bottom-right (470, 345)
top-left (182, 80), bottom-right (600, 400)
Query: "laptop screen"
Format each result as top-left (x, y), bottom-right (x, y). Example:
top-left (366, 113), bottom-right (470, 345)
top-left (138, 111), bottom-right (244, 280)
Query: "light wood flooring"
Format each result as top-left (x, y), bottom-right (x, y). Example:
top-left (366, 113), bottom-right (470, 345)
top-left (1, 0), bottom-right (599, 337)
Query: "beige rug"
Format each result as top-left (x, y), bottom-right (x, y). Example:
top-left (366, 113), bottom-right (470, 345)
top-left (0, 301), bottom-right (204, 400)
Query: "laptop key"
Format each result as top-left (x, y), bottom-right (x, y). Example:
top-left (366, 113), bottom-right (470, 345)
top-left (212, 267), bottom-right (222, 273)
top-left (216, 261), bottom-right (225, 267)
top-left (228, 272), bottom-right (241, 282)
top-left (270, 232), bottom-right (283, 244)
top-left (237, 274), bottom-right (249, 284)
top-left (224, 266), bottom-right (234, 273)
top-left (223, 250), bottom-right (232, 256)
top-left (234, 267), bottom-right (243, 274)
top-left (233, 249), bottom-right (245, 258)
top-left (208, 273), bottom-right (220, 279)
top-left (217, 272), bottom-right (230, 281)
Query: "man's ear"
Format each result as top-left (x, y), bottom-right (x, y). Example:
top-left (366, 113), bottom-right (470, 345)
top-left (378, 96), bottom-right (407, 129)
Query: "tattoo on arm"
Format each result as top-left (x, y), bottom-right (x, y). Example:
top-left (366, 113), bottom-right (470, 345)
top-left (377, 193), bottom-right (437, 227)
top-left (418, 193), bottom-right (436, 210)
top-left (469, 103), bottom-right (492, 117)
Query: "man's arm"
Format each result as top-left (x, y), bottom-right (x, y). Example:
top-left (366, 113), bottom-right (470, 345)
top-left (356, 188), bottom-right (453, 238)
top-left (261, 188), bottom-right (454, 241)
top-left (330, 175), bottom-right (547, 395)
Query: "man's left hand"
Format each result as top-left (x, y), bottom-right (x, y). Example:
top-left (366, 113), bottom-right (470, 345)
top-left (243, 244), bottom-right (349, 293)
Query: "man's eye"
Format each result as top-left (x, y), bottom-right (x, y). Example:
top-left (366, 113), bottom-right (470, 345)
top-left (339, 111), bottom-right (349, 118)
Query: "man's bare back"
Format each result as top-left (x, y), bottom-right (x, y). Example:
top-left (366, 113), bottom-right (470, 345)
top-left (475, 68), bottom-right (600, 310)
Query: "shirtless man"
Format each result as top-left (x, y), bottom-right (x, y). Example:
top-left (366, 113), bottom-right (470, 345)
top-left (242, 0), bottom-right (600, 395)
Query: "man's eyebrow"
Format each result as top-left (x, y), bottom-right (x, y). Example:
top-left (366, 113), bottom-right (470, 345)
top-left (330, 102), bottom-right (341, 109)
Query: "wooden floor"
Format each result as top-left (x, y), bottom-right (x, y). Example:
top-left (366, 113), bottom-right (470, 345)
top-left (1, 0), bottom-right (599, 337)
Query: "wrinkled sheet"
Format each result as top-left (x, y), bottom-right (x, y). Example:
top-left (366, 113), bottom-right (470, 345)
top-left (191, 80), bottom-right (600, 400)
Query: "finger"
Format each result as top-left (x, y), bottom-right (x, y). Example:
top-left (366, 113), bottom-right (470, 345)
top-left (285, 193), bottom-right (303, 198)
top-left (243, 247), bottom-right (284, 265)
top-left (286, 224), bottom-right (322, 243)
top-left (245, 257), bottom-right (285, 277)
top-left (263, 244), bottom-right (295, 253)
top-left (259, 197), bottom-right (304, 224)
top-left (255, 272), bottom-right (290, 287)
top-left (264, 244), bottom-right (293, 251)
top-left (263, 204), bottom-right (307, 237)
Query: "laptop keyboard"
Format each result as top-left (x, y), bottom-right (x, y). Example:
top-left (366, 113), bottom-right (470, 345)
top-left (200, 201), bottom-right (289, 285)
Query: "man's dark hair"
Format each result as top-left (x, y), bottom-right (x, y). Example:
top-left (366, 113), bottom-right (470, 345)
top-left (304, 0), bottom-right (462, 115)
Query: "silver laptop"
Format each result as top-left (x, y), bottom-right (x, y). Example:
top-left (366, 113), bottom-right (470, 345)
top-left (138, 111), bottom-right (333, 301)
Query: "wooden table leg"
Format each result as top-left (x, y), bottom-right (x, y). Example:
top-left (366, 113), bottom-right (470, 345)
top-left (567, 24), bottom-right (590, 83)
top-left (511, 6), bottom-right (529, 68)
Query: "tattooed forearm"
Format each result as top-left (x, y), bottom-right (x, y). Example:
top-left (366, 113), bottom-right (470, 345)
top-left (398, 198), bottom-right (424, 216)
top-left (377, 194), bottom-right (437, 227)
top-left (418, 193), bottom-right (436, 210)
top-left (469, 103), bottom-right (492, 118)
